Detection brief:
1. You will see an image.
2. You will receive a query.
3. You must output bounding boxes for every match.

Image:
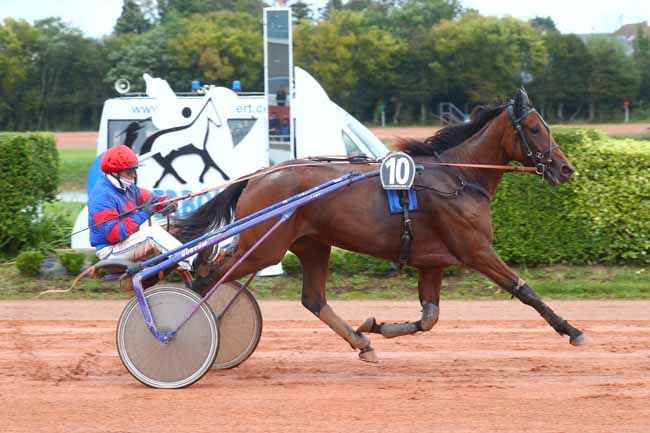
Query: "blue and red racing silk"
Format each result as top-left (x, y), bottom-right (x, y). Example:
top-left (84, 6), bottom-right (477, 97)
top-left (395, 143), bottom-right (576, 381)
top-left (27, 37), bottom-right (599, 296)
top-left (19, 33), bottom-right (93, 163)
top-left (87, 175), bottom-right (168, 251)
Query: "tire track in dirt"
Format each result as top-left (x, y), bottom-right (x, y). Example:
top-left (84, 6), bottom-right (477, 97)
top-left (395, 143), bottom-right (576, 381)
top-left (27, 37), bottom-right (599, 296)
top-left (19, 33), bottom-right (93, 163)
top-left (1, 321), bottom-right (105, 384)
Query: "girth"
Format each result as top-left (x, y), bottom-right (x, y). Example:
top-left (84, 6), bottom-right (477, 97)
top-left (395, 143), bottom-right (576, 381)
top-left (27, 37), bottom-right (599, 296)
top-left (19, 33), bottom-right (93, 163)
top-left (397, 190), bottom-right (414, 269)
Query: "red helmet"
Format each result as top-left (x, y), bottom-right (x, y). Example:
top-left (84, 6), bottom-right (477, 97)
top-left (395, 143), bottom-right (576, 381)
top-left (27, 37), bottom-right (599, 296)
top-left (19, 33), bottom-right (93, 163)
top-left (100, 145), bottom-right (140, 174)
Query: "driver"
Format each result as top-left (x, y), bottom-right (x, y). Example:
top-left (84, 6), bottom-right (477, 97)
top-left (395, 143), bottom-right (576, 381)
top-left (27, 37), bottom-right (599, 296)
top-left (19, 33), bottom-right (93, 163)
top-left (87, 145), bottom-right (193, 271)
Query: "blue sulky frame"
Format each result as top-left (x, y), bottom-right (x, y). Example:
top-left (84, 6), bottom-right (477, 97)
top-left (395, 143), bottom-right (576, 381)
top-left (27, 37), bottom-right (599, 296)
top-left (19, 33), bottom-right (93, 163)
top-left (120, 170), bottom-right (379, 343)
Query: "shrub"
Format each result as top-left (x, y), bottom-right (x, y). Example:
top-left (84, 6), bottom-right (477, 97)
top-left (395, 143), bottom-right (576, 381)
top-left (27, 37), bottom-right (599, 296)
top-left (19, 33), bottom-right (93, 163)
top-left (0, 133), bottom-right (59, 256)
top-left (16, 250), bottom-right (45, 277)
top-left (58, 251), bottom-right (86, 275)
top-left (491, 128), bottom-right (650, 265)
top-left (37, 201), bottom-right (85, 250)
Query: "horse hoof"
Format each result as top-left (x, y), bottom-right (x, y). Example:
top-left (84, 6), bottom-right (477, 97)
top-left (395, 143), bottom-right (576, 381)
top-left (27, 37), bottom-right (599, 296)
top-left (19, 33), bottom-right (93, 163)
top-left (570, 333), bottom-right (591, 347)
top-left (357, 317), bottom-right (376, 334)
top-left (358, 347), bottom-right (379, 363)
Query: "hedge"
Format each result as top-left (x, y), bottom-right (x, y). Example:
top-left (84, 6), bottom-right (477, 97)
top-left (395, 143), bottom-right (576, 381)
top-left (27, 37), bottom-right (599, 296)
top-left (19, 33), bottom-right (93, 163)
top-left (0, 133), bottom-right (59, 257)
top-left (491, 128), bottom-right (650, 265)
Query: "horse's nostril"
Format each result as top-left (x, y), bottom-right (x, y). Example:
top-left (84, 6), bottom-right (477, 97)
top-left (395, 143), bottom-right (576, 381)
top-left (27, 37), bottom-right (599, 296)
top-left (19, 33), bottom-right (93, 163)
top-left (561, 165), bottom-right (574, 176)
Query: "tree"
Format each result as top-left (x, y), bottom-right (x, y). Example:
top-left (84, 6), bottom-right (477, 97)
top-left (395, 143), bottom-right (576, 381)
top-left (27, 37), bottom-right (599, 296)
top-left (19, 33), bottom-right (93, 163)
top-left (134, 0), bottom-right (159, 22)
top-left (0, 18), bottom-right (107, 130)
top-left (105, 17), bottom-right (194, 92)
top-left (319, 0), bottom-right (343, 20)
top-left (114, 0), bottom-right (151, 34)
top-left (389, 0), bottom-right (462, 39)
top-left (585, 35), bottom-right (640, 120)
top-left (290, 1), bottom-right (312, 23)
top-left (28, 18), bottom-right (107, 130)
top-left (0, 19), bottom-right (32, 127)
top-left (528, 16), bottom-right (557, 34)
top-left (383, 0), bottom-right (462, 122)
top-left (157, 0), bottom-right (267, 20)
top-left (633, 25), bottom-right (650, 103)
top-left (168, 12), bottom-right (264, 89)
top-left (293, 10), bottom-right (403, 118)
top-left (429, 13), bottom-right (548, 104)
top-left (529, 33), bottom-right (592, 120)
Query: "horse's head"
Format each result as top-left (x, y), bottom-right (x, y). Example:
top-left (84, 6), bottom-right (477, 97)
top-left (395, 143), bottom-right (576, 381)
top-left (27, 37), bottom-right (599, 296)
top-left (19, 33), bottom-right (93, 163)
top-left (507, 88), bottom-right (575, 186)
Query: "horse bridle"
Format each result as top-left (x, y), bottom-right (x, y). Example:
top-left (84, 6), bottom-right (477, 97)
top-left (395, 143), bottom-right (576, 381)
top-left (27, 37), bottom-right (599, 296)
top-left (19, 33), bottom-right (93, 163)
top-left (507, 102), bottom-right (557, 176)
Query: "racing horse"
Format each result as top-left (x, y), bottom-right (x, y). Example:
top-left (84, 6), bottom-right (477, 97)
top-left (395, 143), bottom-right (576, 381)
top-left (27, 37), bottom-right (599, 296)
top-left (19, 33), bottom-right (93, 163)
top-left (174, 88), bottom-right (588, 362)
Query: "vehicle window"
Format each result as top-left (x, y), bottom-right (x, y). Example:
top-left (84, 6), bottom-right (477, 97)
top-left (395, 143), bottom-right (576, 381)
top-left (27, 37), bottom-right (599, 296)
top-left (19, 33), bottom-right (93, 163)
top-left (108, 119), bottom-right (159, 154)
top-left (228, 119), bottom-right (257, 146)
top-left (342, 131), bottom-right (367, 157)
top-left (345, 116), bottom-right (389, 158)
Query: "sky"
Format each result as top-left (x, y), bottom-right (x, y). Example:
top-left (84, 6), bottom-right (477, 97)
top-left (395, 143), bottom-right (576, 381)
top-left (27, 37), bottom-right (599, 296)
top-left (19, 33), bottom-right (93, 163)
top-left (0, 0), bottom-right (648, 38)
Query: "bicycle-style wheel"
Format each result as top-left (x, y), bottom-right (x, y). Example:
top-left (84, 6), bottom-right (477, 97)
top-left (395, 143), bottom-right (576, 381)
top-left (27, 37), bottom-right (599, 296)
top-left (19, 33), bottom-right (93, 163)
top-left (207, 282), bottom-right (262, 369)
top-left (116, 286), bottom-right (219, 388)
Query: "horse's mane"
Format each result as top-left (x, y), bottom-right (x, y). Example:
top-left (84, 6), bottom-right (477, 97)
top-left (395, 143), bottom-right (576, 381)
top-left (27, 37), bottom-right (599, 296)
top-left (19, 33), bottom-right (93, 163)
top-left (394, 104), bottom-right (507, 156)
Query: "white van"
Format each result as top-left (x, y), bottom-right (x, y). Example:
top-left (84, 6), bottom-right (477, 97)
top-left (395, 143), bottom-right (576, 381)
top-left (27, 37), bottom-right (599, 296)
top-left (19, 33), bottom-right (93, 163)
top-left (71, 67), bottom-right (389, 252)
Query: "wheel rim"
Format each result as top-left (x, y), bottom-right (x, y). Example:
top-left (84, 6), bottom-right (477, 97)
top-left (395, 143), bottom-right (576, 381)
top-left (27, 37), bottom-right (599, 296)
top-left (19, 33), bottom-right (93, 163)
top-left (208, 282), bottom-right (262, 369)
top-left (117, 286), bottom-right (219, 388)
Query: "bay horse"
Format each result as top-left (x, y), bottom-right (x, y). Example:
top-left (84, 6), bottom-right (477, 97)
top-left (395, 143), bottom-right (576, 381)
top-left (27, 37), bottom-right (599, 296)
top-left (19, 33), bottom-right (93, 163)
top-left (175, 88), bottom-right (588, 362)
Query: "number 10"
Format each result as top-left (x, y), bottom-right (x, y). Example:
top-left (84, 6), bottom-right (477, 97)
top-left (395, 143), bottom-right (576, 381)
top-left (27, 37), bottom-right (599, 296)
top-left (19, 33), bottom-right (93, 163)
top-left (385, 157), bottom-right (410, 185)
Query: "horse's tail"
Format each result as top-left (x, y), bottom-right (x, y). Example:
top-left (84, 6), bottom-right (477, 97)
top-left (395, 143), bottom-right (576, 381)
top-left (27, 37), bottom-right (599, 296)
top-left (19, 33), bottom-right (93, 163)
top-left (173, 179), bottom-right (249, 243)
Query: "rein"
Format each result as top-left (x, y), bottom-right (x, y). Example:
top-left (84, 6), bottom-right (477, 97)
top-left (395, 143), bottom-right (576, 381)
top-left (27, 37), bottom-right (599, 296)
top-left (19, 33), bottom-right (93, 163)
top-left (419, 161), bottom-right (535, 172)
top-left (137, 159), bottom-right (535, 210)
top-left (74, 138), bottom-right (539, 236)
top-left (73, 160), bottom-right (382, 236)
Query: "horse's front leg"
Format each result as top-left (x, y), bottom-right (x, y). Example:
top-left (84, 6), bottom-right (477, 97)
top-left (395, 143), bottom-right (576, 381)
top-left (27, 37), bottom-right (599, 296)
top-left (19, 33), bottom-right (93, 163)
top-left (463, 243), bottom-right (589, 346)
top-left (357, 267), bottom-right (441, 338)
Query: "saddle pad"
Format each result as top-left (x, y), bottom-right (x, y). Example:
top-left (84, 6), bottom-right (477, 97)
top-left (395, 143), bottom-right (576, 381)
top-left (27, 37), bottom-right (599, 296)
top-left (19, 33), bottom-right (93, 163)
top-left (386, 189), bottom-right (418, 215)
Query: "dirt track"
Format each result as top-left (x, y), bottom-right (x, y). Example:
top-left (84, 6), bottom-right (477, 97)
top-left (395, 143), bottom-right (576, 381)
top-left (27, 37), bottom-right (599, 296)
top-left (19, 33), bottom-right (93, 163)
top-left (1, 300), bottom-right (649, 433)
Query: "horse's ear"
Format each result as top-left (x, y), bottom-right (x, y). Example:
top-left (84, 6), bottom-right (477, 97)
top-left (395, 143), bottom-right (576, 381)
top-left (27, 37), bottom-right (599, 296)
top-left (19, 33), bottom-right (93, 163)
top-left (514, 88), bottom-right (530, 117)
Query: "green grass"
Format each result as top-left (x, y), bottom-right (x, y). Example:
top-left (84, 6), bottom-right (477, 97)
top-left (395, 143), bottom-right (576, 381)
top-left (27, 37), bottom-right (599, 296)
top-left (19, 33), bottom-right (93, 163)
top-left (252, 262), bottom-right (649, 301)
top-left (2, 250), bottom-right (648, 300)
top-left (58, 149), bottom-right (96, 192)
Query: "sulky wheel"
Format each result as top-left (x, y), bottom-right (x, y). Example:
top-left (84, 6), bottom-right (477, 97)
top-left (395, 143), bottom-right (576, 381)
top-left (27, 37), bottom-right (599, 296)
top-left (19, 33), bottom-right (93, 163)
top-left (116, 286), bottom-right (219, 389)
top-left (207, 281), bottom-right (262, 369)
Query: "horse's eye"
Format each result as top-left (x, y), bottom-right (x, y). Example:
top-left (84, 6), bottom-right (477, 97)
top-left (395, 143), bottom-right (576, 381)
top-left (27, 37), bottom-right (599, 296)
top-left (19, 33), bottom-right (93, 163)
top-left (530, 126), bottom-right (540, 134)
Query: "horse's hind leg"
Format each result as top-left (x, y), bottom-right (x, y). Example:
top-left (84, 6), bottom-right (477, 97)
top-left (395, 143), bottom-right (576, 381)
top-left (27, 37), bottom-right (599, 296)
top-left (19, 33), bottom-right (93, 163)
top-left (357, 267), bottom-right (441, 338)
top-left (290, 237), bottom-right (378, 363)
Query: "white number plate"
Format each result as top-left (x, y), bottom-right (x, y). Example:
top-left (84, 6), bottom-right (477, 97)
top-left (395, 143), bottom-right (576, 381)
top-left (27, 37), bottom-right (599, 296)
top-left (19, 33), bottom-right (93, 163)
top-left (380, 152), bottom-right (416, 190)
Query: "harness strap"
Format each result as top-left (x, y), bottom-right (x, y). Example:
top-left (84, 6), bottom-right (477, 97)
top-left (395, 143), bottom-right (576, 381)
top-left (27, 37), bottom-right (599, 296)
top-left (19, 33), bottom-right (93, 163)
top-left (398, 190), bottom-right (413, 269)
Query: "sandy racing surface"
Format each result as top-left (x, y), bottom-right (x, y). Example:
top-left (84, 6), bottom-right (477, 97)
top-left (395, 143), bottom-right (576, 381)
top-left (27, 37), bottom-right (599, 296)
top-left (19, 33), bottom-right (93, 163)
top-left (1, 300), bottom-right (650, 433)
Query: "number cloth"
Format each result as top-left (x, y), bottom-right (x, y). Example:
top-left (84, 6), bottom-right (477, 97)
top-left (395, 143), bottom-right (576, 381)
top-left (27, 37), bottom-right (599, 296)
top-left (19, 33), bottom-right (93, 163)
top-left (386, 189), bottom-right (418, 214)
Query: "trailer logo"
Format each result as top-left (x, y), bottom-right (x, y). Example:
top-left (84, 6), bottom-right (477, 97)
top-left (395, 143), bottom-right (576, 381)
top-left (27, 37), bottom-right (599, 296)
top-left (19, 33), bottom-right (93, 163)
top-left (133, 74), bottom-right (252, 188)
top-left (131, 105), bottom-right (157, 114)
